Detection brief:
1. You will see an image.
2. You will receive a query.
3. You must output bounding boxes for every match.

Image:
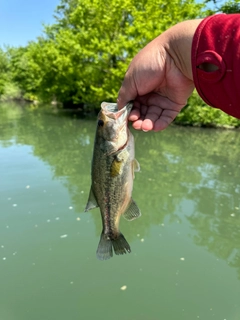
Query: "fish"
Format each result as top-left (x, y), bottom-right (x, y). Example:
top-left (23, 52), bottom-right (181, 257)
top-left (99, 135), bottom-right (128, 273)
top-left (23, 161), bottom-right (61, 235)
top-left (85, 101), bottom-right (141, 260)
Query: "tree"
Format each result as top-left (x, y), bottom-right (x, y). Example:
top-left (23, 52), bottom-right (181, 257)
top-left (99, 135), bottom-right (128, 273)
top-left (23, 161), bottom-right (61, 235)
top-left (0, 48), bottom-right (10, 96)
top-left (219, 0), bottom-right (240, 13)
top-left (204, 0), bottom-right (240, 14)
top-left (12, 0), bottom-right (204, 106)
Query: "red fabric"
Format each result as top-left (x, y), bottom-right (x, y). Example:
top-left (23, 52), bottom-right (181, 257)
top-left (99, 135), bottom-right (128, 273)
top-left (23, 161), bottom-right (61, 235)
top-left (192, 14), bottom-right (240, 118)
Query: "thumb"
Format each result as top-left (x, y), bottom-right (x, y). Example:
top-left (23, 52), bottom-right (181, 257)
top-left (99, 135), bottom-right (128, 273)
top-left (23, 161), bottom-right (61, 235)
top-left (117, 73), bottom-right (138, 110)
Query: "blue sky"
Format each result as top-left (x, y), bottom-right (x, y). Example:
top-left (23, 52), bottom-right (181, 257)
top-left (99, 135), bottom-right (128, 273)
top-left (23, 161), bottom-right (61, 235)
top-left (0, 0), bottom-right (223, 48)
top-left (0, 0), bottom-right (60, 47)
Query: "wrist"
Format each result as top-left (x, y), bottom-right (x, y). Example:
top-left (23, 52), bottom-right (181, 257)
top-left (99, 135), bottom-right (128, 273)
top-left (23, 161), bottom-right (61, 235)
top-left (162, 19), bottom-right (203, 80)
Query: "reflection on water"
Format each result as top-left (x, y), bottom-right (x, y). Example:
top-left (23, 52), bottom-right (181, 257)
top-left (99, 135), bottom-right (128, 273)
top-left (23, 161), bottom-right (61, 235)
top-left (0, 102), bottom-right (240, 320)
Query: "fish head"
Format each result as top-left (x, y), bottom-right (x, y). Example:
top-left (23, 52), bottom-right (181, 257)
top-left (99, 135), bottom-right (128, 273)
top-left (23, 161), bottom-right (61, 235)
top-left (97, 102), bottom-right (133, 154)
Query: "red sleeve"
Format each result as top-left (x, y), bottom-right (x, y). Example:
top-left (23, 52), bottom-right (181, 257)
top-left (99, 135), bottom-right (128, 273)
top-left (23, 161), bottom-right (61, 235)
top-left (191, 14), bottom-right (240, 118)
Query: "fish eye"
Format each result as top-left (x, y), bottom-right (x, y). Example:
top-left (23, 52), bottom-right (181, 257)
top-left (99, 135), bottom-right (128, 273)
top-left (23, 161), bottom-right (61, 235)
top-left (98, 120), bottom-right (104, 127)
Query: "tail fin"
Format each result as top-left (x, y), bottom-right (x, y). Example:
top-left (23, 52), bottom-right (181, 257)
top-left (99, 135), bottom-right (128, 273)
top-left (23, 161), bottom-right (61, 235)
top-left (96, 232), bottom-right (131, 260)
top-left (112, 233), bottom-right (131, 256)
top-left (96, 233), bottom-right (113, 260)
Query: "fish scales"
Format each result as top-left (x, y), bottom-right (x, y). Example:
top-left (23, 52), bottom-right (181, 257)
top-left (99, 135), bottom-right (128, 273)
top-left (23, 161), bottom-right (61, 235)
top-left (92, 140), bottom-right (132, 232)
top-left (85, 102), bottom-right (141, 260)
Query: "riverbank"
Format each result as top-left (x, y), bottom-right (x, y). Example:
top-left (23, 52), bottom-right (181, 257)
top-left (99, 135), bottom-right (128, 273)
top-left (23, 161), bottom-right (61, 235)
top-left (1, 92), bottom-right (240, 129)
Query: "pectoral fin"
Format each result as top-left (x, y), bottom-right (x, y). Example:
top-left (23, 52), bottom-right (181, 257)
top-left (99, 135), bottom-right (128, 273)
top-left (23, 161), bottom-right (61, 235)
top-left (123, 199), bottom-right (141, 221)
top-left (133, 158), bottom-right (140, 172)
top-left (84, 187), bottom-right (99, 212)
top-left (110, 158), bottom-right (124, 177)
top-left (110, 150), bottom-right (129, 177)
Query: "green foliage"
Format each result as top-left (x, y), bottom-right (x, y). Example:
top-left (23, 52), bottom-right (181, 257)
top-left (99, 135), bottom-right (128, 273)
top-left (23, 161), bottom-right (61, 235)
top-left (8, 0), bottom-right (204, 105)
top-left (0, 48), bottom-right (10, 96)
top-left (0, 82), bottom-right (22, 101)
top-left (175, 92), bottom-right (240, 128)
top-left (219, 0), bottom-right (240, 13)
top-left (204, 0), bottom-right (240, 14)
top-left (4, 0), bottom-right (240, 126)
top-left (0, 47), bottom-right (23, 101)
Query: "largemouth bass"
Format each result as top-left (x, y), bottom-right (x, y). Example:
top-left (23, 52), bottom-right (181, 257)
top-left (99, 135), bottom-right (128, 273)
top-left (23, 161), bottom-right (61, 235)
top-left (85, 102), bottom-right (141, 260)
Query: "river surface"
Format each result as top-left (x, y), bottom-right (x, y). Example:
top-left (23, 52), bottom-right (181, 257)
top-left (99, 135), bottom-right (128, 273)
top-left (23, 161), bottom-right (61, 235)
top-left (0, 102), bottom-right (240, 320)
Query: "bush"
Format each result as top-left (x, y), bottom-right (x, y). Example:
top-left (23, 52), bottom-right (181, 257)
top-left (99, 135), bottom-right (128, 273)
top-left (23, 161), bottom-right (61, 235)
top-left (175, 92), bottom-right (240, 128)
top-left (0, 82), bottom-right (22, 101)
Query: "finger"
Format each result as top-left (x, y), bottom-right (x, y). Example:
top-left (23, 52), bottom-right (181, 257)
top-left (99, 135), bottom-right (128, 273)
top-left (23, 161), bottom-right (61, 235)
top-left (132, 107), bottom-right (179, 132)
top-left (130, 99), bottom-right (165, 131)
top-left (141, 109), bottom-right (162, 131)
top-left (131, 119), bottom-right (145, 130)
top-left (129, 108), bottom-right (140, 121)
top-left (129, 102), bottom-right (147, 121)
top-left (129, 102), bottom-right (149, 129)
top-left (130, 106), bottom-right (160, 131)
top-left (153, 109), bottom-right (181, 131)
top-left (132, 95), bottom-right (184, 131)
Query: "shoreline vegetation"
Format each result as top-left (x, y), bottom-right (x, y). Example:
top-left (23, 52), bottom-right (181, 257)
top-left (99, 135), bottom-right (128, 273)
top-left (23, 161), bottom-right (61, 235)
top-left (1, 96), bottom-right (240, 130)
top-left (0, 0), bottom-right (240, 128)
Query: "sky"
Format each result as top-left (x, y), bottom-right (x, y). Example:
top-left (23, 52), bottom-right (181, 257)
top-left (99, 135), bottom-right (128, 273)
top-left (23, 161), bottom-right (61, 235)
top-left (0, 0), bottom-right (60, 47)
top-left (0, 0), bottom-right (223, 48)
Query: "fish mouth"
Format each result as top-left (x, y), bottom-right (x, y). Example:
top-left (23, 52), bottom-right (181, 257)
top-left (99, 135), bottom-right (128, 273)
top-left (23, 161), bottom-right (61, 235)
top-left (103, 103), bottom-right (118, 113)
top-left (101, 102), bottom-right (133, 120)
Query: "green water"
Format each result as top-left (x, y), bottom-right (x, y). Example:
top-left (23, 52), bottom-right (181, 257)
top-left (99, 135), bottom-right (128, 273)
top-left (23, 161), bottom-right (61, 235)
top-left (0, 102), bottom-right (240, 320)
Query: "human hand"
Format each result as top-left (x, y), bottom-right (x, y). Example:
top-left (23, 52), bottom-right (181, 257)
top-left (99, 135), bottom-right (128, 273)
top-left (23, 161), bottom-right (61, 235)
top-left (117, 19), bottom-right (202, 132)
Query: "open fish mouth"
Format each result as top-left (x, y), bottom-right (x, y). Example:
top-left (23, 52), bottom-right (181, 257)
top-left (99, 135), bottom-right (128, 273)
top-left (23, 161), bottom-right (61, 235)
top-left (104, 104), bottom-right (118, 113)
top-left (101, 102), bottom-right (133, 120)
